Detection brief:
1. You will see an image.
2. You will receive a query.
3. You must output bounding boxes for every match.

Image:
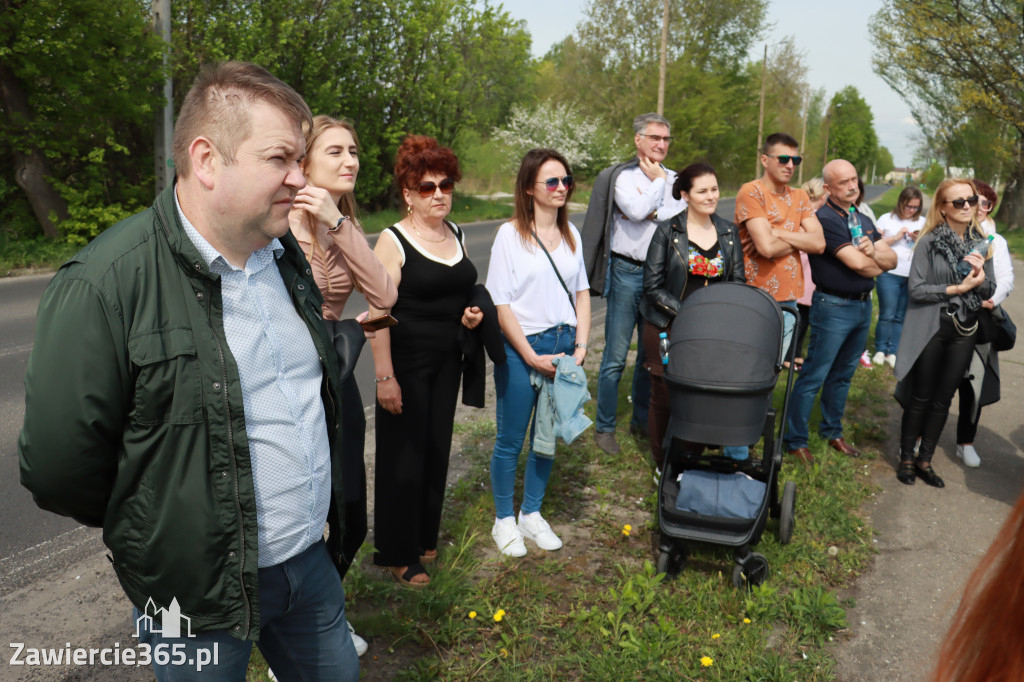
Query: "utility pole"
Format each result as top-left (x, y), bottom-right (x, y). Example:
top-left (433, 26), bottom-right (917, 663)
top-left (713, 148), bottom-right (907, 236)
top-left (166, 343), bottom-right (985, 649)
top-left (798, 92), bottom-right (809, 186)
top-left (755, 44), bottom-right (767, 179)
top-left (657, 0), bottom-right (669, 115)
top-left (153, 0), bottom-right (173, 195)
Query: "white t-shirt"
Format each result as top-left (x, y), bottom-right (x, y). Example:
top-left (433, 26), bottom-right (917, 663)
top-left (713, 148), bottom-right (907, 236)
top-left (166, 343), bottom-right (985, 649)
top-left (485, 221), bottom-right (590, 335)
top-left (874, 213), bottom-right (924, 278)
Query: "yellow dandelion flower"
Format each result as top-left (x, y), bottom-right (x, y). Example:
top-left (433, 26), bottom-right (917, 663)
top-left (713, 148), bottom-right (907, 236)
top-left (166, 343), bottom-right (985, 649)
top-left (468, 611), bottom-right (477, 619)
top-left (700, 656), bottom-right (714, 667)
top-left (493, 609), bottom-right (506, 622)
top-left (743, 618), bottom-right (751, 624)
top-left (711, 633), bottom-right (720, 640)
top-left (500, 648), bottom-right (509, 658)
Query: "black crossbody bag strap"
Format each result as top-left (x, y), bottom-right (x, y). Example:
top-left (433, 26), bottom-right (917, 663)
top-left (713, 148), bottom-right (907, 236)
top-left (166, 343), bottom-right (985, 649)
top-left (531, 230), bottom-right (575, 312)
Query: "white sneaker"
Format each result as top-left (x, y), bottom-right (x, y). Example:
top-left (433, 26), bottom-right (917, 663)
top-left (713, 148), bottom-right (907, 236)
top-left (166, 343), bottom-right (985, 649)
top-left (517, 511), bottom-right (563, 551)
top-left (885, 354), bottom-right (897, 369)
top-left (348, 621), bottom-right (368, 657)
top-left (268, 670), bottom-right (277, 681)
top-left (957, 444), bottom-right (981, 468)
top-left (492, 516), bottom-right (527, 557)
top-left (872, 351), bottom-right (886, 365)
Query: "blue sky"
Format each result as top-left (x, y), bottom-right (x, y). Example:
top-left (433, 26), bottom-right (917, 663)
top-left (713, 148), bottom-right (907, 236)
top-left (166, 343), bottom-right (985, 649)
top-left (502, 0), bottom-right (920, 167)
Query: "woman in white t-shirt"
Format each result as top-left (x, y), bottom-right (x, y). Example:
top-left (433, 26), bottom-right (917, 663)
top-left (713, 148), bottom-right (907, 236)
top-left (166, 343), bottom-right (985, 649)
top-left (872, 186), bottom-right (925, 367)
top-left (485, 148), bottom-right (591, 557)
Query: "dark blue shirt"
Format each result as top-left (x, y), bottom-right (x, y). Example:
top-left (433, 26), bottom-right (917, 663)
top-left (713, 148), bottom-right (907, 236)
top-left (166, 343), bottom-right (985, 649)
top-left (809, 199), bottom-right (882, 296)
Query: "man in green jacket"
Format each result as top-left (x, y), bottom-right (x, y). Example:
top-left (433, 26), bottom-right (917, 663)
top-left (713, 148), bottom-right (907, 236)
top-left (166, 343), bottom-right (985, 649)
top-left (18, 62), bottom-right (359, 681)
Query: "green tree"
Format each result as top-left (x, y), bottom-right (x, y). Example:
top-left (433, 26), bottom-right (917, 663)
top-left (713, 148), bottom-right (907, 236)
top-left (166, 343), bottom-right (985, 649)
top-left (825, 86), bottom-right (879, 176)
top-left (876, 145), bottom-right (895, 179)
top-left (871, 0), bottom-right (1024, 228)
top-left (0, 0), bottom-right (163, 239)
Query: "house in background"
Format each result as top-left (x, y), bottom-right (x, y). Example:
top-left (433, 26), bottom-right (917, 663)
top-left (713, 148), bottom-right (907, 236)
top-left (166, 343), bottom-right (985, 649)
top-left (883, 167), bottom-right (921, 184)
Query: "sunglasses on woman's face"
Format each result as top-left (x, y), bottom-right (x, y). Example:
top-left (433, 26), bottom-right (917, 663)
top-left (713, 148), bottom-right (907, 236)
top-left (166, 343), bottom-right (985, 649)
top-left (414, 178), bottom-right (455, 197)
top-left (979, 199), bottom-right (993, 210)
top-left (537, 175), bottom-right (574, 191)
top-left (944, 195), bottom-right (979, 209)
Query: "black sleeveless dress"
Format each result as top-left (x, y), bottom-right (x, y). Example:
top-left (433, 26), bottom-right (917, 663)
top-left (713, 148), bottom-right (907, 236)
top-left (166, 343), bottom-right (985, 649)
top-left (373, 223), bottom-right (478, 568)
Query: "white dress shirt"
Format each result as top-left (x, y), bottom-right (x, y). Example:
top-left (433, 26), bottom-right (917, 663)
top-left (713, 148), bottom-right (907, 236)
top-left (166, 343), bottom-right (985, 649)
top-left (610, 165), bottom-right (687, 261)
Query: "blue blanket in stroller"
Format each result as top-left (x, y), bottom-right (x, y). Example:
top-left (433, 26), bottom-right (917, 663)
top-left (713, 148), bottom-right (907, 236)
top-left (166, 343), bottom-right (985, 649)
top-left (674, 470), bottom-right (767, 520)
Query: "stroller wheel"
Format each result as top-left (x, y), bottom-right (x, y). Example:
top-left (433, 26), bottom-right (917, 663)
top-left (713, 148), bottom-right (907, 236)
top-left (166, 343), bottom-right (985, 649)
top-left (778, 481), bottom-right (797, 545)
top-left (656, 547), bottom-right (686, 578)
top-left (732, 552), bottom-right (770, 589)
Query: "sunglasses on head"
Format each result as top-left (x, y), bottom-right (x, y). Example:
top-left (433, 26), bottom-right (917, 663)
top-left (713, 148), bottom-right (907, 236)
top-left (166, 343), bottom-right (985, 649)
top-left (765, 154), bottom-right (803, 166)
top-left (537, 175), bottom-right (574, 191)
top-left (414, 178), bottom-right (455, 198)
top-left (944, 195), bottom-right (979, 209)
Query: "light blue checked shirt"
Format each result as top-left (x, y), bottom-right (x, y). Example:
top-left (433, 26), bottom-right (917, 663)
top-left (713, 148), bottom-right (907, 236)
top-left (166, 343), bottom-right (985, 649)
top-left (176, 193), bottom-right (331, 568)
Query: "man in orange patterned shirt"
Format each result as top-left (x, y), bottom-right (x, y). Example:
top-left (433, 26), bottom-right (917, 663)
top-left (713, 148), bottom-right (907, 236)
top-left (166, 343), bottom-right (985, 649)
top-left (734, 132), bottom-right (825, 367)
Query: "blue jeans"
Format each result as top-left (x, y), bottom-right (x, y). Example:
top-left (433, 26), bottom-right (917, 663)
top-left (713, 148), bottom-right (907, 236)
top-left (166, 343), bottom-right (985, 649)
top-left (874, 272), bottom-right (908, 355)
top-left (783, 292), bottom-right (872, 449)
top-left (491, 325), bottom-right (576, 519)
top-left (135, 540), bottom-right (359, 681)
top-left (596, 256), bottom-right (650, 432)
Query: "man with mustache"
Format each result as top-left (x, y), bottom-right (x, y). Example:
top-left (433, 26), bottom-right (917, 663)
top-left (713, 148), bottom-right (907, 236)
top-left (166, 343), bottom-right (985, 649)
top-left (782, 158), bottom-right (896, 464)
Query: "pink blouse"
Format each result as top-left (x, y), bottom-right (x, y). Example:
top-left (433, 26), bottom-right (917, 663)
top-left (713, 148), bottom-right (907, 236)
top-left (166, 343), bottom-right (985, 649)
top-left (294, 220), bottom-right (397, 321)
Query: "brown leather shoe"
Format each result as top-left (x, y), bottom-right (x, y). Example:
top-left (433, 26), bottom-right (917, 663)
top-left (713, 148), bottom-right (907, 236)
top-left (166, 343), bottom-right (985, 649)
top-left (786, 447), bottom-right (814, 464)
top-left (828, 438), bottom-right (862, 457)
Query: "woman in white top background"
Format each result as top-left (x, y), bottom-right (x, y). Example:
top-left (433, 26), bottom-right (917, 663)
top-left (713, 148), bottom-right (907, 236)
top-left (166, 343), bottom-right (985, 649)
top-left (871, 186), bottom-right (924, 368)
top-left (485, 148), bottom-right (591, 557)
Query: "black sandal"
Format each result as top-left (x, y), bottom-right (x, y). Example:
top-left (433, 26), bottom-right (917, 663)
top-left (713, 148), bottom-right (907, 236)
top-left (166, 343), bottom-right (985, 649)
top-left (897, 459), bottom-right (916, 485)
top-left (388, 563), bottom-right (430, 588)
top-left (915, 461), bottom-right (945, 488)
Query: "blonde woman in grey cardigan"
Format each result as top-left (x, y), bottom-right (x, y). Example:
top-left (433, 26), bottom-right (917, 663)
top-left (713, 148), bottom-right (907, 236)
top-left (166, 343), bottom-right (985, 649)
top-left (894, 179), bottom-right (995, 488)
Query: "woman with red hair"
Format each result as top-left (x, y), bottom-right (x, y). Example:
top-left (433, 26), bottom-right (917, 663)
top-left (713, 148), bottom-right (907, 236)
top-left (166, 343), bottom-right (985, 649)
top-left (368, 135), bottom-right (483, 587)
top-left (933, 488), bottom-right (1024, 681)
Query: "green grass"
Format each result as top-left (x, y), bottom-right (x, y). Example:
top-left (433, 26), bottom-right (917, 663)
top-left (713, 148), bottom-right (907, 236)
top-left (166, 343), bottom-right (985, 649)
top-left (868, 186), bottom-right (903, 218)
top-left (0, 236), bottom-right (77, 276)
top-left (999, 220), bottom-right (1023, 260)
top-left (246, 345), bottom-right (893, 680)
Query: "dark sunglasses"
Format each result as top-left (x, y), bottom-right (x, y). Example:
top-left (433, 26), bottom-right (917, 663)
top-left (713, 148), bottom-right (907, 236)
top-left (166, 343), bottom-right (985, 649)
top-left (765, 154), bottom-right (803, 166)
top-left (414, 178), bottom-right (455, 197)
top-left (538, 175), bottom-right (574, 191)
top-left (944, 195), bottom-right (979, 209)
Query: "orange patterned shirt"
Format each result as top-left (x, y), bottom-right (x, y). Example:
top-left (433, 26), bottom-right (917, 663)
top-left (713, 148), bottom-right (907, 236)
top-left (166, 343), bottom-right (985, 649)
top-left (734, 180), bottom-right (815, 301)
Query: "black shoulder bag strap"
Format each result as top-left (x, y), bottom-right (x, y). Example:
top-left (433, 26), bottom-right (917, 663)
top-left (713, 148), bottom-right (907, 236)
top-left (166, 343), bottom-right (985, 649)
top-left (531, 230), bottom-right (575, 312)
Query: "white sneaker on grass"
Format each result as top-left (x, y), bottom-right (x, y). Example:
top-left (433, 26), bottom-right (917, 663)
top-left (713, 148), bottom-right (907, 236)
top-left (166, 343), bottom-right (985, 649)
top-left (492, 516), bottom-right (527, 557)
top-left (518, 511), bottom-right (563, 551)
top-left (872, 351), bottom-right (886, 365)
top-left (957, 444), bottom-right (981, 468)
top-left (348, 621), bottom-right (368, 657)
top-left (885, 354), bottom-right (897, 369)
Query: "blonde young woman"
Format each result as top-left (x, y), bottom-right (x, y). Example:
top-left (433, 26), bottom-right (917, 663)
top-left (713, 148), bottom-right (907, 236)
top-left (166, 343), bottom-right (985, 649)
top-left (288, 115), bottom-right (397, 657)
top-left (894, 179), bottom-right (995, 488)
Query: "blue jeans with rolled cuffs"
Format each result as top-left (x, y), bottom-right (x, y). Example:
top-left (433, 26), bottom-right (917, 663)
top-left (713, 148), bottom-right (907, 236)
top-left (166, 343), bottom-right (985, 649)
top-left (134, 540), bottom-right (359, 682)
top-left (491, 324), bottom-right (576, 519)
top-left (784, 291), bottom-right (872, 450)
top-left (596, 256), bottom-right (650, 433)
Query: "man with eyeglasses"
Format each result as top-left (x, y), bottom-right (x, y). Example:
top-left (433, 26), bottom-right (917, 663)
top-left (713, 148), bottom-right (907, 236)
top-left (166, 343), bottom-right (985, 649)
top-left (735, 133), bottom-right (826, 382)
top-left (782, 159), bottom-right (896, 465)
top-left (582, 112), bottom-right (687, 455)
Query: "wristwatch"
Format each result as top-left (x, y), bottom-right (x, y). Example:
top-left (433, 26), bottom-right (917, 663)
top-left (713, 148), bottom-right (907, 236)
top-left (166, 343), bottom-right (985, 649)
top-left (327, 215), bottom-right (350, 233)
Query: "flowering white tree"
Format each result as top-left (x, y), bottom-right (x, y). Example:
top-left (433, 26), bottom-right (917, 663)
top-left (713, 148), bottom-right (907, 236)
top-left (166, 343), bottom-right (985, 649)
top-left (491, 101), bottom-right (626, 178)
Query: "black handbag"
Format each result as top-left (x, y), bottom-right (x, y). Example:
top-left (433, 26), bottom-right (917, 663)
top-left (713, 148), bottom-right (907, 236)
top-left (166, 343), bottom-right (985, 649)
top-left (991, 304), bottom-right (1016, 352)
top-left (324, 318), bottom-right (367, 383)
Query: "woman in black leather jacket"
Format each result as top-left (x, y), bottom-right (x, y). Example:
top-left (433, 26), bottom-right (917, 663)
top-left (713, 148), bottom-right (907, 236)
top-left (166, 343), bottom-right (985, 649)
top-left (640, 162), bottom-right (746, 471)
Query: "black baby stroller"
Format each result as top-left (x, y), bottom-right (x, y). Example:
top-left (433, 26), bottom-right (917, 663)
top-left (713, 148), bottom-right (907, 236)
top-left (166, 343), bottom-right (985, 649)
top-left (654, 282), bottom-right (798, 588)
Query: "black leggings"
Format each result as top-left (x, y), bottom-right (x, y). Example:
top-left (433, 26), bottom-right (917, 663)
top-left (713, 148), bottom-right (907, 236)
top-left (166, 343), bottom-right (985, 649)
top-left (900, 315), bottom-right (977, 462)
top-left (956, 376), bottom-right (981, 444)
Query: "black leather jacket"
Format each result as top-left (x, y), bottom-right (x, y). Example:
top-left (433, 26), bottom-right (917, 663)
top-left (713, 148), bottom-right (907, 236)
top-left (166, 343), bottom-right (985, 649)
top-left (640, 209), bottom-right (746, 328)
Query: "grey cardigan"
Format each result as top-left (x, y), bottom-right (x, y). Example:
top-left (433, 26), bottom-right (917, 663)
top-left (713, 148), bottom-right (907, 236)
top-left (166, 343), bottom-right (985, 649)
top-left (894, 229), bottom-right (996, 384)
